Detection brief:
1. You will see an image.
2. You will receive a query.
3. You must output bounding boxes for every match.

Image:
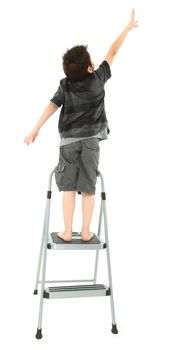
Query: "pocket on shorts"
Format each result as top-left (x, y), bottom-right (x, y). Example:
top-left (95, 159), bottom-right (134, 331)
top-left (55, 163), bottom-right (66, 186)
top-left (56, 164), bottom-right (66, 172)
top-left (84, 139), bottom-right (99, 150)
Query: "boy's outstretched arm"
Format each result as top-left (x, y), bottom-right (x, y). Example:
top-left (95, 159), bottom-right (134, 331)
top-left (105, 8), bottom-right (138, 66)
top-left (24, 102), bottom-right (58, 145)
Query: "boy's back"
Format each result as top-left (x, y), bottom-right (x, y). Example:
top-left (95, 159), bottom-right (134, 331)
top-left (50, 60), bottom-right (111, 141)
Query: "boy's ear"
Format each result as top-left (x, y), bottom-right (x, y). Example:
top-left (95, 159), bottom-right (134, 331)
top-left (87, 64), bottom-right (94, 73)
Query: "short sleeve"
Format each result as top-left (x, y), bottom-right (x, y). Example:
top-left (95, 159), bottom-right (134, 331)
top-left (50, 83), bottom-right (64, 107)
top-left (95, 60), bottom-right (112, 84)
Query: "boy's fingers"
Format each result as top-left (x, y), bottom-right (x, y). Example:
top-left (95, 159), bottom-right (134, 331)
top-left (131, 8), bottom-right (135, 22)
top-left (131, 8), bottom-right (135, 19)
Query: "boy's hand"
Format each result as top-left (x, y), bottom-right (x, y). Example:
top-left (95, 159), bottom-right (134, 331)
top-left (24, 128), bottom-right (39, 145)
top-left (127, 8), bottom-right (138, 31)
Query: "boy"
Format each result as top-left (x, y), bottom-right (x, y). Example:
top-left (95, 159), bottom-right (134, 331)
top-left (24, 9), bottom-right (138, 242)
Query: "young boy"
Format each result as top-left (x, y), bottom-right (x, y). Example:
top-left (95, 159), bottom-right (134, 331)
top-left (24, 9), bottom-right (138, 242)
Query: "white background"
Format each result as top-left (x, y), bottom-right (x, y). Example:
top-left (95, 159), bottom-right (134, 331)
top-left (0, 0), bottom-right (175, 348)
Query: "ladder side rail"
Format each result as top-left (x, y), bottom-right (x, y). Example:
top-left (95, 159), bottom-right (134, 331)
top-left (94, 175), bottom-right (104, 284)
top-left (98, 171), bottom-right (117, 327)
top-left (33, 206), bottom-right (47, 294)
top-left (36, 168), bottom-right (55, 338)
top-left (33, 168), bottom-right (56, 293)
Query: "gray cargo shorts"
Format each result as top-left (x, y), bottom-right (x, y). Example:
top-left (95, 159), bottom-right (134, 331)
top-left (55, 138), bottom-right (100, 194)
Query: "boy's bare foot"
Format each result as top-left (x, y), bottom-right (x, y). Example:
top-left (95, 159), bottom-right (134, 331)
top-left (57, 232), bottom-right (72, 242)
top-left (81, 232), bottom-right (94, 242)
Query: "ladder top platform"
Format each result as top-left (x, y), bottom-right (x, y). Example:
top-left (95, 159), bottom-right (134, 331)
top-left (48, 232), bottom-right (106, 250)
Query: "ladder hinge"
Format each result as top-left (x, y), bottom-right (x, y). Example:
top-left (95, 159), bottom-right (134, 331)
top-left (106, 288), bottom-right (111, 296)
top-left (47, 191), bottom-right (52, 199)
top-left (43, 290), bottom-right (49, 298)
top-left (103, 243), bottom-right (107, 249)
top-left (101, 192), bottom-right (106, 200)
top-left (47, 243), bottom-right (51, 249)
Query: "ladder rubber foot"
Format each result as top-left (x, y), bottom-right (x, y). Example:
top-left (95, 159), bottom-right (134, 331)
top-left (111, 324), bottom-right (118, 334)
top-left (33, 289), bottom-right (38, 295)
top-left (35, 328), bottom-right (42, 339)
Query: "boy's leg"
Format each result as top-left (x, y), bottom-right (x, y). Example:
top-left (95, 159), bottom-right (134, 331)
top-left (81, 192), bottom-right (95, 241)
top-left (57, 191), bottom-right (76, 241)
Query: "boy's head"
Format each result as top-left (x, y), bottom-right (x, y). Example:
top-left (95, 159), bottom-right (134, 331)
top-left (62, 45), bottom-right (94, 82)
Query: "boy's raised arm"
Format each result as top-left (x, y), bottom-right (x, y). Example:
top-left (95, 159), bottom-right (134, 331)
top-left (105, 8), bottom-right (138, 66)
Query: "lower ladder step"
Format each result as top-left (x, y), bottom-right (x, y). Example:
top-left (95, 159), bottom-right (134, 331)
top-left (43, 284), bottom-right (111, 299)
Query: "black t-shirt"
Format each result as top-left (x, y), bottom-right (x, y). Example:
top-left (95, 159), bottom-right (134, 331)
top-left (50, 60), bottom-right (111, 138)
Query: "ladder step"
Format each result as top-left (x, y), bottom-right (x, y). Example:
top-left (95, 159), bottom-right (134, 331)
top-left (43, 284), bottom-right (111, 299)
top-left (47, 232), bottom-right (106, 250)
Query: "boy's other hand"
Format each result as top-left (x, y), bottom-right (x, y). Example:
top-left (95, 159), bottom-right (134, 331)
top-left (24, 128), bottom-right (39, 145)
top-left (127, 8), bottom-right (139, 31)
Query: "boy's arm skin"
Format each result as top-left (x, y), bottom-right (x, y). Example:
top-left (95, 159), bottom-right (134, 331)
top-left (105, 8), bottom-right (138, 66)
top-left (24, 102), bottom-right (58, 145)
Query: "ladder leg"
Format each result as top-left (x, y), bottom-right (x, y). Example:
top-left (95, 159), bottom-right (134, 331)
top-left (94, 200), bottom-right (103, 283)
top-left (103, 198), bottom-right (118, 334)
top-left (35, 168), bottom-right (54, 340)
top-left (98, 171), bottom-right (118, 334)
top-left (33, 213), bottom-right (47, 295)
top-left (35, 198), bottom-right (51, 339)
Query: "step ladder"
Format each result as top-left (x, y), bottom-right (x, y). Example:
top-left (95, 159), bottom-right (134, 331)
top-left (33, 168), bottom-right (118, 339)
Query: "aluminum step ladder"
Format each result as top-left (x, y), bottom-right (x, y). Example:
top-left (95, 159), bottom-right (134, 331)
top-left (33, 168), bottom-right (118, 339)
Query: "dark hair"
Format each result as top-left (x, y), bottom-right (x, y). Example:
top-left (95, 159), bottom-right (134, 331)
top-left (62, 45), bottom-right (92, 82)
